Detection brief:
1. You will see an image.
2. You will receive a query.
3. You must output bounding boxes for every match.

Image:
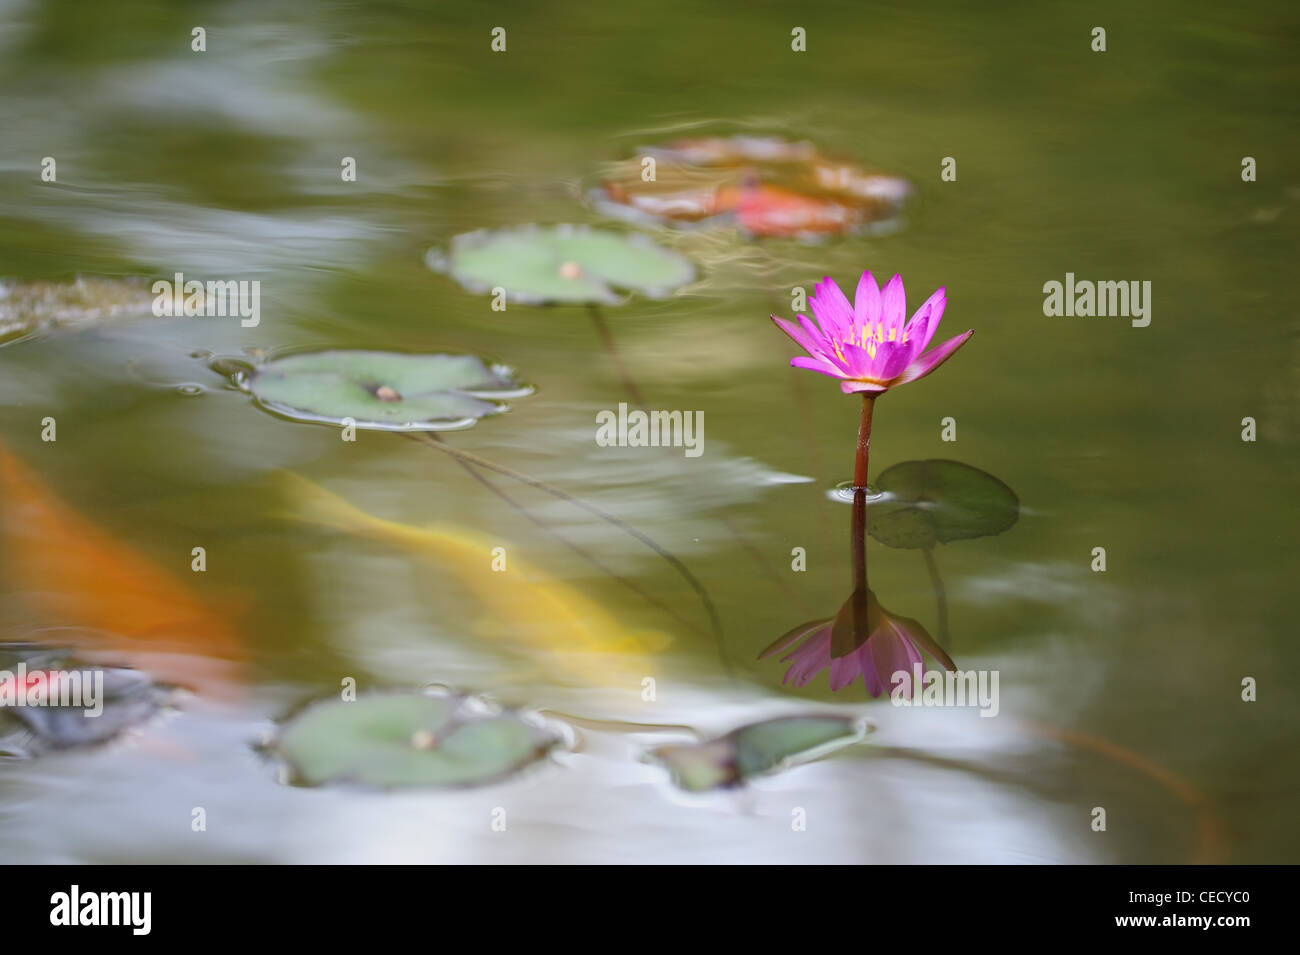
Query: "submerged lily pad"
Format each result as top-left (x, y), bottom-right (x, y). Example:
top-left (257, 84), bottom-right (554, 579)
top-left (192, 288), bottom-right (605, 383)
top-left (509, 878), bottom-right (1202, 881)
top-left (866, 459), bottom-right (1020, 550)
top-left (0, 276), bottom-right (155, 345)
top-left (271, 691), bottom-right (559, 789)
top-left (593, 136), bottom-right (911, 239)
top-left (247, 350), bottom-right (531, 431)
top-left (650, 715), bottom-right (860, 792)
top-left (0, 644), bottom-right (173, 755)
top-left (427, 225), bottom-right (695, 305)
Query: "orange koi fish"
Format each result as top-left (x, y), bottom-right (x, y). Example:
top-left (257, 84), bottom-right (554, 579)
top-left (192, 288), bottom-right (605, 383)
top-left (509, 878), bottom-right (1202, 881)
top-left (0, 444), bottom-right (245, 700)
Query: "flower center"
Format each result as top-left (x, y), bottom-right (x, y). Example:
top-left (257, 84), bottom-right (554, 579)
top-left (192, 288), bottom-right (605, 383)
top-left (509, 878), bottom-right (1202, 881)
top-left (831, 319), bottom-right (908, 361)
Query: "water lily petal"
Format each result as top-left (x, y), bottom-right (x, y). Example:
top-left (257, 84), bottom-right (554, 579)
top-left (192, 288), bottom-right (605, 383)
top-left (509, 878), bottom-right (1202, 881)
top-left (861, 648), bottom-right (885, 697)
top-left (771, 314), bottom-right (829, 359)
top-left (893, 330), bottom-right (974, 387)
top-left (798, 314), bottom-right (828, 345)
top-left (780, 626), bottom-right (829, 664)
top-left (873, 338), bottom-right (915, 381)
top-left (798, 315), bottom-right (851, 369)
top-left (792, 355), bottom-right (848, 378)
top-left (829, 652), bottom-right (862, 691)
top-left (781, 629), bottom-right (832, 686)
top-left (810, 276), bottom-right (854, 338)
top-left (903, 286), bottom-right (947, 355)
top-left (853, 270), bottom-right (882, 333)
top-left (888, 611), bottom-right (955, 672)
top-left (869, 627), bottom-right (918, 697)
top-left (880, 274), bottom-right (908, 339)
top-left (759, 619), bottom-right (830, 659)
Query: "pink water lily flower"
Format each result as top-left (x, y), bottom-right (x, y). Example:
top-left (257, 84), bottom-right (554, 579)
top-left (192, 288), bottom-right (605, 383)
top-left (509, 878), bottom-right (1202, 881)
top-left (772, 271), bottom-right (973, 394)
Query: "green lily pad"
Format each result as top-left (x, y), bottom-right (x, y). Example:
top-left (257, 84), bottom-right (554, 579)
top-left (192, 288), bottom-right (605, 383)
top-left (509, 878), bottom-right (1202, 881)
top-left (650, 715), bottom-right (860, 792)
top-left (272, 691), bottom-right (560, 789)
top-left (427, 225), bottom-right (696, 305)
top-left (866, 459), bottom-right (1019, 550)
top-left (247, 350), bottom-right (531, 431)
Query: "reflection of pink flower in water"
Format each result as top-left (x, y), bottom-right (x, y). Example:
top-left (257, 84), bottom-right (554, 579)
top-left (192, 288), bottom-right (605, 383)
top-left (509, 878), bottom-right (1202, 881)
top-left (771, 271), bottom-right (972, 395)
top-left (760, 590), bottom-right (954, 696)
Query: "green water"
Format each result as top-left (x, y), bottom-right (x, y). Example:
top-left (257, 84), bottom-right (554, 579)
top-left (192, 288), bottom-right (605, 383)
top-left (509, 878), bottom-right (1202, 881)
top-left (0, 0), bottom-right (1297, 863)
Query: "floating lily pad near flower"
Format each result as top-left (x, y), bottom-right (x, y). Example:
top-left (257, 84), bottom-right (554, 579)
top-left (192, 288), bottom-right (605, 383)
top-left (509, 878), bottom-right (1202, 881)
top-left (269, 691), bottom-right (560, 789)
top-left (0, 276), bottom-right (155, 345)
top-left (246, 350), bottom-right (532, 432)
top-left (592, 136), bottom-right (912, 239)
top-left (650, 714), bottom-right (862, 792)
top-left (427, 224), bottom-right (696, 305)
top-left (865, 459), bottom-right (1019, 550)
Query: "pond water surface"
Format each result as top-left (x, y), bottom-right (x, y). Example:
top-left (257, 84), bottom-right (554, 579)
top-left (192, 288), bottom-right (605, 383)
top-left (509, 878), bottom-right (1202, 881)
top-left (0, 0), bottom-right (1297, 863)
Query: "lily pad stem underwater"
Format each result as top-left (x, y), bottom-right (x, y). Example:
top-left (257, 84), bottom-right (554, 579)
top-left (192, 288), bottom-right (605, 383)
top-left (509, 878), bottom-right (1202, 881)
top-left (405, 432), bottom-right (731, 678)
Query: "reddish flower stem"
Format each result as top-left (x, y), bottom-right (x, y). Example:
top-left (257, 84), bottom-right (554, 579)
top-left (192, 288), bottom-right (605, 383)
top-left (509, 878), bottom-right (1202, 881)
top-left (850, 393), bottom-right (875, 612)
top-left (851, 487), bottom-right (867, 595)
top-left (853, 394), bottom-right (876, 490)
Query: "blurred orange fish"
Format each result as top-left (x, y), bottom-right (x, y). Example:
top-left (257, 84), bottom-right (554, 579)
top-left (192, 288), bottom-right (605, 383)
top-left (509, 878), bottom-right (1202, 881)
top-left (0, 444), bottom-right (245, 700)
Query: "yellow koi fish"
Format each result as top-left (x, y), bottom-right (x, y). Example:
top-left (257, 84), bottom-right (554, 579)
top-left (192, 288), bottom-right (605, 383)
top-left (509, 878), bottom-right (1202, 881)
top-left (0, 443), bottom-right (246, 700)
top-left (276, 471), bottom-right (670, 688)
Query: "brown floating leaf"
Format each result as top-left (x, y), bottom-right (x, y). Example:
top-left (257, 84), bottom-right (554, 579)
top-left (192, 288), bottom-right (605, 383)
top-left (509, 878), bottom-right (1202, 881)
top-left (594, 136), bottom-right (911, 239)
